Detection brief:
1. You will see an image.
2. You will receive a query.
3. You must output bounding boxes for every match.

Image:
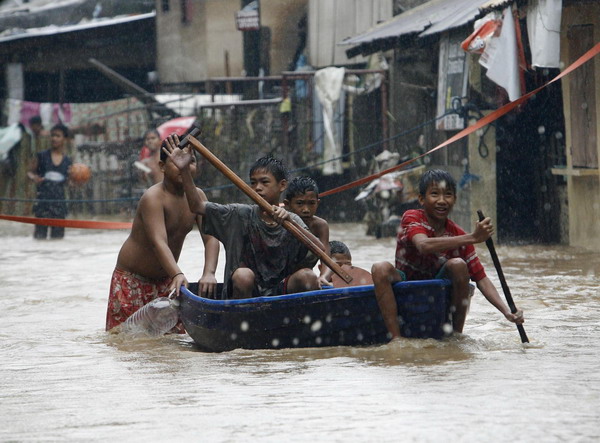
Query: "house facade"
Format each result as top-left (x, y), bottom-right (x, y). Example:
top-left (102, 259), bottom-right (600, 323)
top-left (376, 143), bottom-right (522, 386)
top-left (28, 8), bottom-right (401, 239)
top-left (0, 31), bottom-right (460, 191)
top-left (341, 0), bottom-right (600, 246)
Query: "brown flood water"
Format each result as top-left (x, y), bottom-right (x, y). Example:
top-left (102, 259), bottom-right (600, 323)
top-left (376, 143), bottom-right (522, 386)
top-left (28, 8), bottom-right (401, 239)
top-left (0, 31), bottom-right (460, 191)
top-left (0, 221), bottom-right (599, 441)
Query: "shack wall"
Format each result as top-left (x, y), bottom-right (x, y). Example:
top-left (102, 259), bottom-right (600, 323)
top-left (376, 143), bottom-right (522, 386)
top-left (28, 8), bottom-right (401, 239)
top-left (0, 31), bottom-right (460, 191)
top-left (559, 2), bottom-right (600, 250)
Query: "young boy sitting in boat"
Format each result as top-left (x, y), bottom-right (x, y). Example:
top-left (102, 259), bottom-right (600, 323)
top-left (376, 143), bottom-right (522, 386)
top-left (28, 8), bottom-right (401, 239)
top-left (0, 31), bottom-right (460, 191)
top-left (164, 135), bottom-right (325, 299)
top-left (105, 136), bottom-right (220, 332)
top-left (371, 169), bottom-right (524, 340)
top-left (284, 176), bottom-right (330, 286)
top-left (324, 240), bottom-right (373, 287)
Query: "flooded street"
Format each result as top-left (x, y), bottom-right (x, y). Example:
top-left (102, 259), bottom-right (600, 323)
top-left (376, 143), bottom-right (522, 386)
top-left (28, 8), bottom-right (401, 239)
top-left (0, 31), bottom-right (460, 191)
top-left (1, 221), bottom-right (599, 442)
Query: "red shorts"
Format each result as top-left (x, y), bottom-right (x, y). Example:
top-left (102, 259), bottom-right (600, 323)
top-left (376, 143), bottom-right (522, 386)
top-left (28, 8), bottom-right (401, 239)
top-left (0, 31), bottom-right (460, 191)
top-left (105, 268), bottom-right (184, 333)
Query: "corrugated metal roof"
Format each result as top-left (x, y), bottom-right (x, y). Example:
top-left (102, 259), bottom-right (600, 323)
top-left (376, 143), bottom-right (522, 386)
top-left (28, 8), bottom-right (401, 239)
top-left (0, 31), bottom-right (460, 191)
top-left (341, 0), bottom-right (514, 57)
top-left (0, 11), bottom-right (154, 44)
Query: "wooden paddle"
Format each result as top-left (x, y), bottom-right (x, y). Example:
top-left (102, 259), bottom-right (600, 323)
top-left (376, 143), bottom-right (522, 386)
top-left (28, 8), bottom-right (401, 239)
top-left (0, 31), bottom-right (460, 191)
top-left (477, 210), bottom-right (529, 343)
top-left (185, 134), bottom-right (353, 284)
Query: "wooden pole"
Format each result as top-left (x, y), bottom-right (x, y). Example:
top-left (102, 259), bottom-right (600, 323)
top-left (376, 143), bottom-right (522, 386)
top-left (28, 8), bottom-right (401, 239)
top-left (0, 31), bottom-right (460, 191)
top-left (477, 210), bottom-right (529, 343)
top-left (186, 135), bottom-right (353, 284)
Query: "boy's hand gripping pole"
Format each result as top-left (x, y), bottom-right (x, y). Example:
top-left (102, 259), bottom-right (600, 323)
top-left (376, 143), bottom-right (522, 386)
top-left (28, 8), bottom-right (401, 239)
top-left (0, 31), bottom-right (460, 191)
top-left (186, 134), bottom-right (353, 284)
top-left (477, 210), bottom-right (529, 343)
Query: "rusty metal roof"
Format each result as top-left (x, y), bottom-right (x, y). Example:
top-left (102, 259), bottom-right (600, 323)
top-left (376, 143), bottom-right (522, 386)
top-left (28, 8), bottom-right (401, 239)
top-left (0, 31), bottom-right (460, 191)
top-left (341, 0), bottom-right (514, 57)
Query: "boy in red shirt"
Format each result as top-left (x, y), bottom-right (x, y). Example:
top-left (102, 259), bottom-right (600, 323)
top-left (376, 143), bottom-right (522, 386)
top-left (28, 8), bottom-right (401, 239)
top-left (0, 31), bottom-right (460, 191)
top-left (371, 169), bottom-right (524, 339)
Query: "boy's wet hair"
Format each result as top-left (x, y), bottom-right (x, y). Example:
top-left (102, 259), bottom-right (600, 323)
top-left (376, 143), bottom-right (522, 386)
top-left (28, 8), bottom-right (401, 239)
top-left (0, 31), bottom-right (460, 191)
top-left (250, 155), bottom-right (288, 182)
top-left (329, 240), bottom-right (350, 257)
top-left (418, 169), bottom-right (457, 196)
top-left (284, 176), bottom-right (319, 200)
top-left (50, 123), bottom-right (70, 138)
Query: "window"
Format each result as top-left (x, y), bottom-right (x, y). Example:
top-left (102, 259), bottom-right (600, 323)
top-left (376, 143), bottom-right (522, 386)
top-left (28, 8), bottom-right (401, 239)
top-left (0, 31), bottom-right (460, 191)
top-left (181, 0), bottom-right (192, 24)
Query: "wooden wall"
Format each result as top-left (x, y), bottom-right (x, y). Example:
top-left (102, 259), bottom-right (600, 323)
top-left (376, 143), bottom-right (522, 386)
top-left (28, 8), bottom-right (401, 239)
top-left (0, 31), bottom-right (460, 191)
top-left (554, 3), bottom-right (600, 249)
top-left (559, 2), bottom-right (600, 249)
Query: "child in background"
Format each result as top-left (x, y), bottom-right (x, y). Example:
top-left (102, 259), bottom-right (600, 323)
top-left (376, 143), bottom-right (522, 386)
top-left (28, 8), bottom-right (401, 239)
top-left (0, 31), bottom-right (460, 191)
top-left (105, 137), bottom-right (219, 331)
top-left (284, 176), bottom-right (330, 286)
top-left (371, 169), bottom-right (524, 340)
top-left (27, 123), bottom-right (72, 239)
top-left (138, 129), bottom-right (163, 185)
top-left (164, 135), bottom-right (325, 299)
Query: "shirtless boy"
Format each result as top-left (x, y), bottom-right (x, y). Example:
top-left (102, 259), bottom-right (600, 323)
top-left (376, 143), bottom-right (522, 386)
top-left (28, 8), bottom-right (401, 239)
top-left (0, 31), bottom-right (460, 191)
top-left (284, 176), bottom-right (330, 286)
top-left (105, 137), bottom-right (219, 331)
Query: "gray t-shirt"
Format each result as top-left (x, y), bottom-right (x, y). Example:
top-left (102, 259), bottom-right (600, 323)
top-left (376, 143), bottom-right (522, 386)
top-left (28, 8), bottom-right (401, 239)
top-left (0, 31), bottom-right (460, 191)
top-left (203, 203), bottom-right (309, 298)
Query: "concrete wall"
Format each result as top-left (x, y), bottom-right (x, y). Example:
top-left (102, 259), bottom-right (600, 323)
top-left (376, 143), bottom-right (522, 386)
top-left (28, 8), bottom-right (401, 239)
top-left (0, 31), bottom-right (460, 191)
top-left (559, 2), bottom-right (600, 250)
top-left (308, 0), bottom-right (393, 67)
top-left (262, 0), bottom-right (307, 74)
top-left (156, 0), bottom-right (306, 83)
top-left (156, 0), bottom-right (211, 83)
top-left (467, 111), bottom-right (497, 241)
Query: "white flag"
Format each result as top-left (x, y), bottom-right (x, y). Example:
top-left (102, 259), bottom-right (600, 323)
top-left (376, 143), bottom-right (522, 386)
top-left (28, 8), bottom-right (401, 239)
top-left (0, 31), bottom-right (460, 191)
top-left (479, 5), bottom-right (521, 101)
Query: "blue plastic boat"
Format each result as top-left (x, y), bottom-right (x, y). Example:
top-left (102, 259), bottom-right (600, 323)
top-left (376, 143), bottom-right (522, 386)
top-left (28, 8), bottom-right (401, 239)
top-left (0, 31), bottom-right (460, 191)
top-left (180, 280), bottom-right (453, 352)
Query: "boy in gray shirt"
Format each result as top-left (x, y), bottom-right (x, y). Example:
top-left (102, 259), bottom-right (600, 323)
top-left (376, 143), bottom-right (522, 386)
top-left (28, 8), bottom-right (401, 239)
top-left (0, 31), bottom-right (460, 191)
top-left (164, 135), bottom-right (325, 299)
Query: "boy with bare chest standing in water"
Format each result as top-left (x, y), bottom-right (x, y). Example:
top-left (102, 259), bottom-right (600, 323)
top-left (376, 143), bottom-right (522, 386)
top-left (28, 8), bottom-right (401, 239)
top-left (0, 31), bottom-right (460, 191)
top-left (105, 138), bottom-right (219, 331)
top-left (371, 169), bottom-right (524, 340)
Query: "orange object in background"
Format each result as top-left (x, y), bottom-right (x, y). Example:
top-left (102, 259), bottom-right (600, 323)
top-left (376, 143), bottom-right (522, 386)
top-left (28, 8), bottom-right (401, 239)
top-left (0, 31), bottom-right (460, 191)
top-left (69, 163), bottom-right (92, 185)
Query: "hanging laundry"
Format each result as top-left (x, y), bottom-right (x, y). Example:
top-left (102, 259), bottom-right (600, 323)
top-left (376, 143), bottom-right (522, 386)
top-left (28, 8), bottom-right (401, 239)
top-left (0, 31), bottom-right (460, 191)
top-left (479, 5), bottom-right (522, 101)
top-left (527, 0), bottom-right (562, 68)
top-left (314, 67), bottom-right (345, 175)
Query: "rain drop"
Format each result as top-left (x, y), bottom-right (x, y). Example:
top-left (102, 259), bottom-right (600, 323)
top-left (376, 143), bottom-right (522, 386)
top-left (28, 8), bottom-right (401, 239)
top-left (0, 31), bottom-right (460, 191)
top-left (271, 338), bottom-right (280, 347)
top-left (292, 337), bottom-right (299, 346)
top-left (443, 323), bottom-right (453, 334)
top-left (315, 337), bottom-right (322, 344)
top-left (303, 315), bottom-right (311, 324)
top-left (311, 320), bottom-right (323, 332)
top-left (538, 126), bottom-right (545, 134)
top-left (544, 203), bottom-right (552, 211)
top-left (240, 321), bottom-right (249, 331)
